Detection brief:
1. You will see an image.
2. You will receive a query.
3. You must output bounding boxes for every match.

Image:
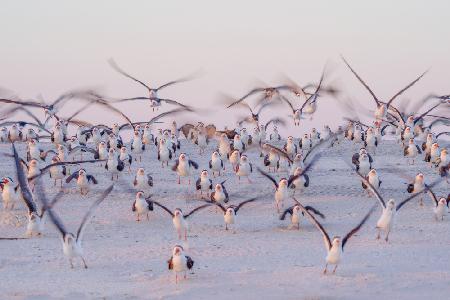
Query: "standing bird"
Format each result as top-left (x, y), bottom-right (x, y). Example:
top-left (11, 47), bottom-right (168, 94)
top-left (299, 134), bottom-right (312, 153)
top-left (210, 181), bottom-right (229, 205)
top-left (208, 197), bottom-right (258, 230)
top-left (37, 184), bottom-right (113, 268)
top-left (167, 245), bottom-right (194, 284)
top-left (427, 188), bottom-right (448, 221)
top-left (152, 201), bottom-right (211, 241)
top-left (406, 173), bottom-right (426, 206)
top-left (228, 150), bottom-right (241, 173)
top-left (130, 130), bottom-right (145, 162)
top-left (105, 148), bottom-right (125, 180)
top-left (132, 191), bottom-right (154, 221)
top-left (172, 153), bottom-right (199, 184)
top-left (157, 139), bottom-right (173, 167)
top-left (361, 169), bottom-right (381, 196)
top-left (209, 151), bottom-right (224, 177)
top-left (119, 147), bottom-right (133, 173)
top-left (236, 155), bottom-right (253, 183)
top-left (283, 136), bottom-right (298, 159)
top-left (0, 177), bottom-right (19, 210)
top-left (298, 200), bottom-right (376, 274)
top-left (195, 170), bottom-right (213, 198)
top-left (403, 138), bottom-right (422, 165)
top-left (133, 168), bottom-right (153, 192)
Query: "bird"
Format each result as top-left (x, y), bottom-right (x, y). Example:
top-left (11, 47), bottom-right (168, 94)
top-left (130, 130), bottom-right (145, 162)
top-left (427, 187), bottom-right (448, 221)
top-left (195, 170), bottom-right (213, 198)
top-left (209, 151), bottom-right (224, 177)
top-left (0, 177), bottom-right (19, 210)
top-left (356, 171), bottom-right (441, 241)
top-left (297, 199), bottom-right (377, 274)
top-left (172, 153), bottom-right (199, 185)
top-left (152, 201), bottom-right (211, 241)
top-left (210, 180), bottom-right (229, 205)
top-left (406, 173), bottom-right (426, 206)
top-left (133, 168), bottom-right (153, 192)
top-left (105, 148), bottom-right (125, 180)
top-left (208, 197), bottom-right (258, 230)
top-left (65, 169), bottom-right (98, 195)
top-left (403, 138), bottom-right (422, 165)
top-left (341, 55), bottom-right (427, 121)
top-left (279, 200), bottom-right (325, 230)
top-left (236, 154), bottom-right (253, 183)
top-left (258, 167), bottom-right (302, 213)
top-left (157, 138), bottom-right (173, 167)
top-left (132, 191), bottom-right (154, 221)
top-left (37, 183), bottom-right (113, 268)
top-left (108, 59), bottom-right (194, 111)
top-left (361, 169), bottom-right (381, 196)
top-left (167, 245), bottom-right (194, 284)
top-left (119, 147), bottom-right (133, 173)
top-left (225, 85), bottom-right (292, 109)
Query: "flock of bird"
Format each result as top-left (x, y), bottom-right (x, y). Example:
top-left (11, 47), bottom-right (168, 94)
top-left (0, 57), bottom-right (449, 283)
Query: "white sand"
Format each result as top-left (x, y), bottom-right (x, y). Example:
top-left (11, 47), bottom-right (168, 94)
top-left (0, 139), bottom-right (449, 300)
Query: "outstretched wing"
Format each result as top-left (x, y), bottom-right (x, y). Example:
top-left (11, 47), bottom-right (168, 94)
top-left (152, 201), bottom-right (175, 217)
top-left (342, 204), bottom-right (377, 251)
top-left (293, 197), bottom-right (332, 251)
top-left (304, 205), bottom-right (325, 219)
top-left (108, 58), bottom-right (151, 91)
top-left (76, 185), bottom-right (114, 242)
top-left (396, 179), bottom-right (443, 211)
top-left (256, 167), bottom-right (279, 188)
top-left (263, 143), bottom-right (293, 163)
top-left (341, 55), bottom-right (380, 105)
top-left (354, 171), bottom-right (386, 208)
top-left (11, 144), bottom-right (38, 214)
top-left (386, 70), bottom-right (428, 107)
top-left (279, 206), bottom-right (294, 220)
top-left (235, 197), bottom-right (258, 213)
top-left (183, 204), bottom-right (211, 218)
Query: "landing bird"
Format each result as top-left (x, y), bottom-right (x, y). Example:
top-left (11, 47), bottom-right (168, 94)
top-left (298, 199), bottom-right (377, 274)
top-left (152, 201), bottom-right (211, 241)
top-left (279, 200), bottom-right (325, 230)
top-left (65, 169), bottom-right (99, 195)
top-left (356, 171), bottom-right (441, 242)
top-left (208, 197), bottom-right (258, 230)
top-left (37, 184), bottom-right (113, 268)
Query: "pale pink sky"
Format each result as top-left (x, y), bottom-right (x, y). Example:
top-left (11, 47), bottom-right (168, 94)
top-left (0, 1), bottom-right (448, 133)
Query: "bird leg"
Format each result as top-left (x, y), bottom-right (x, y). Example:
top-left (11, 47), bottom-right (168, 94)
top-left (332, 265), bottom-right (338, 274)
top-left (175, 273), bottom-right (178, 284)
top-left (184, 229), bottom-right (187, 241)
top-left (70, 259), bottom-right (74, 269)
top-left (323, 264), bottom-right (328, 274)
top-left (82, 257), bottom-right (88, 269)
top-left (178, 177), bottom-right (181, 185)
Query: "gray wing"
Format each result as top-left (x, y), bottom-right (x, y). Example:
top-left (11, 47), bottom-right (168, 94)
top-left (76, 185), bottom-right (114, 242)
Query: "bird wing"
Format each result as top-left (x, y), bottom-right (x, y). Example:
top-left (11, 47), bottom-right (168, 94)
top-left (341, 204), bottom-right (377, 251)
top-left (425, 184), bottom-right (439, 207)
top-left (235, 197), bottom-right (258, 213)
top-left (396, 179), bottom-right (443, 211)
top-left (263, 143), bottom-right (293, 163)
top-left (34, 182), bottom-right (68, 237)
top-left (304, 205), bottom-right (325, 219)
top-left (341, 55), bottom-right (380, 105)
top-left (171, 159), bottom-right (179, 171)
top-left (354, 171), bottom-right (386, 208)
top-left (226, 88), bottom-right (264, 108)
top-left (12, 144), bottom-right (38, 214)
top-left (183, 204), bottom-right (211, 218)
top-left (293, 198), bottom-right (332, 251)
top-left (108, 59), bottom-right (151, 91)
top-left (279, 206), bottom-right (294, 220)
top-left (29, 159), bottom-right (101, 182)
top-left (256, 167), bottom-right (279, 188)
top-left (76, 185), bottom-right (114, 242)
top-left (152, 201), bottom-right (175, 217)
top-left (65, 171), bottom-right (80, 183)
top-left (386, 70), bottom-right (428, 107)
top-left (188, 160), bottom-right (199, 169)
